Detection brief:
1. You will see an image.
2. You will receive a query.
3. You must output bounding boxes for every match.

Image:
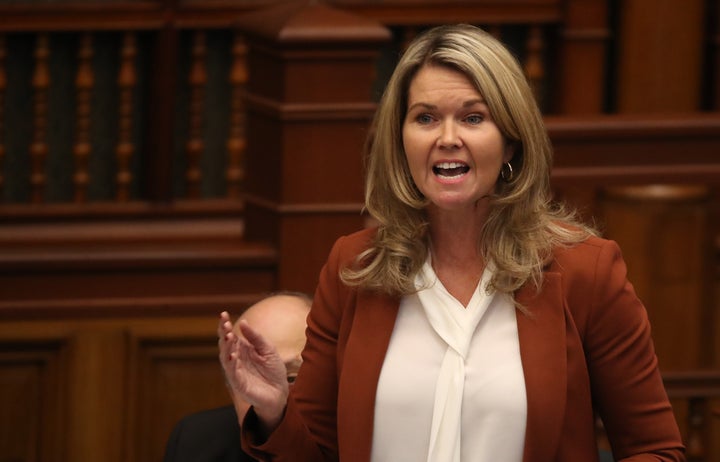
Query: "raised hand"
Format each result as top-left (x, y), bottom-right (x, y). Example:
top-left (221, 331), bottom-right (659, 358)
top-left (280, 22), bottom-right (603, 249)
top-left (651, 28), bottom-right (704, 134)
top-left (218, 311), bottom-right (289, 432)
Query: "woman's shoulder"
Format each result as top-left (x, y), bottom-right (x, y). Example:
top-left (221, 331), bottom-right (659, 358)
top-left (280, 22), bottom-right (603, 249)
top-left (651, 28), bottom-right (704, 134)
top-left (546, 234), bottom-right (633, 308)
top-left (546, 234), bottom-right (633, 324)
top-left (550, 233), bottom-right (623, 273)
top-left (327, 226), bottom-right (378, 264)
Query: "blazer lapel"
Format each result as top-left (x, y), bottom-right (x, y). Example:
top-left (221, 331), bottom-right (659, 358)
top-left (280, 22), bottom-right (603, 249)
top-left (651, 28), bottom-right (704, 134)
top-left (516, 272), bottom-right (567, 462)
top-left (337, 290), bottom-right (400, 462)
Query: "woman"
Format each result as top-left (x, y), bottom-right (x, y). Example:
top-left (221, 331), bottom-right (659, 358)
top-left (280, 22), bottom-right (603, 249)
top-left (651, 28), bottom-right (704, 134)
top-left (219, 24), bottom-right (685, 461)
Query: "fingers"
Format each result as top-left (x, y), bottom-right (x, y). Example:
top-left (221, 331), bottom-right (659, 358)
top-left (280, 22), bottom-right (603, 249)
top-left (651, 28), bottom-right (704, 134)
top-left (216, 313), bottom-right (289, 424)
top-left (237, 319), bottom-right (276, 357)
top-left (217, 313), bottom-right (254, 386)
top-left (218, 312), bottom-right (238, 384)
top-left (217, 311), bottom-right (232, 339)
top-left (218, 312), bottom-right (235, 350)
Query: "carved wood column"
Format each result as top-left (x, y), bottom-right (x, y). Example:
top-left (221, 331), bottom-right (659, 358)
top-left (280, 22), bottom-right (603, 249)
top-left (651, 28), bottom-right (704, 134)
top-left (238, 1), bottom-right (390, 293)
top-left (66, 329), bottom-right (127, 462)
top-left (226, 31), bottom-right (248, 199)
top-left (73, 33), bottom-right (94, 203)
top-left (616, 0), bottom-right (706, 112)
top-left (712, 0), bottom-right (720, 110)
top-left (0, 35), bottom-right (5, 200)
top-left (116, 32), bottom-right (137, 202)
top-left (30, 34), bottom-right (50, 204)
top-left (556, 0), bottom-right (610, 114)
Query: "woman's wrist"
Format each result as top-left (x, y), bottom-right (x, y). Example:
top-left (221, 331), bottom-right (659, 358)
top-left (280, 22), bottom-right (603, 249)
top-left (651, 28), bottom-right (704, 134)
top-left (255, 401), bottom-right (287, 437)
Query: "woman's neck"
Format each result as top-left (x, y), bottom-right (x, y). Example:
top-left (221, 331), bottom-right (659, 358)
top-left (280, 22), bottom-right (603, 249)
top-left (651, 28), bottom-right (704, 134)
top-left (427, 205), bottom-right (487, 262)
top-left (427, 206), bottom-right (488, 306)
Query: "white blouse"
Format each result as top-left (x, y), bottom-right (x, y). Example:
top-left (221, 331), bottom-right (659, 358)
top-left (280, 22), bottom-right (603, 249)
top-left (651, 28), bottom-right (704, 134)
top-left (371, 262), bottom-right (527, 462)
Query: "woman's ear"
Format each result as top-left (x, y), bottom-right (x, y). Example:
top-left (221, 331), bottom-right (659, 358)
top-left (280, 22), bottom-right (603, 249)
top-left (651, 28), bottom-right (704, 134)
top-left (503, 141), bottom-right (516, 163)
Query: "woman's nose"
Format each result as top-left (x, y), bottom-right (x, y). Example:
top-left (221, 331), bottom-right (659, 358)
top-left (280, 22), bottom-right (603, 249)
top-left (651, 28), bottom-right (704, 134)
top-left (437, 120), bottom-right (462, 149)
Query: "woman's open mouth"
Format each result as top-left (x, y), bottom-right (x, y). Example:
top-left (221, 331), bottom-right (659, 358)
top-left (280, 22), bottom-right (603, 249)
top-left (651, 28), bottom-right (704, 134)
top-left (433, 162), bottom-right (470, 179)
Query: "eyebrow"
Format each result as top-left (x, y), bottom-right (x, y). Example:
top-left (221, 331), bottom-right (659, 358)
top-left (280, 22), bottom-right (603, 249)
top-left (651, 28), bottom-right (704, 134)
top-left (407, 98), bottom-right (487, 112)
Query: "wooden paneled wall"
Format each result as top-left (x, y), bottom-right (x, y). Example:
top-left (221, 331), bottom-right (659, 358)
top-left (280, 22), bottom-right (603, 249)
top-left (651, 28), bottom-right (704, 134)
top-left (1, 1), bottom-right (719, 461)
top-left (0, 316), bottom-right (237, 462)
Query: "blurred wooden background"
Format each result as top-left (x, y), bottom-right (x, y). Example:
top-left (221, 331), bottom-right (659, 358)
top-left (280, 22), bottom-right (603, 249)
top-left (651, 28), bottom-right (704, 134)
top-left (1, 0), bottom-right (719, 460)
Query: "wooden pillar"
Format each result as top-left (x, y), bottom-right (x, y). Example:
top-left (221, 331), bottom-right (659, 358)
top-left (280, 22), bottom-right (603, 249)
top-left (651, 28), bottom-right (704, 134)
top-left (66, 329), bottom-right (127, 462)
top-left (616, 0), bottom-right (705, 112)
top-left (608, 0), bottom-right (715, 394)
top-left (600, 185), bottom-right (714, 371)
top-left (238, 1), bottom-right (390, 293)
top-left (712, 0), bottom-right (720, 110)
top-left (556, 0), bottom-right (610, 114)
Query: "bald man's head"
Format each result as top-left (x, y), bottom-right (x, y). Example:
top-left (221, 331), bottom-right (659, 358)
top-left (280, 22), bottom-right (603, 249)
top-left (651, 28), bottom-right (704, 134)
top-left (233, 293), bottom-right (311, 381)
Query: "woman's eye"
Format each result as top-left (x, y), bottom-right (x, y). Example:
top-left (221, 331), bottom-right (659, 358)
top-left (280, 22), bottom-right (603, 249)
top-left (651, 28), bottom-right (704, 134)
top-left (465, 114), bottom-right (484, 125)
top-left (416, 113), bottom-right (434, 124)
top-left (287, 375), bottom-right (297, 384)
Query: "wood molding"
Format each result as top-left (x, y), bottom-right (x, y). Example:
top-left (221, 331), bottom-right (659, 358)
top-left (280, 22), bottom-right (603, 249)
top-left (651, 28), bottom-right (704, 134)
top-left (332, 0), bottom-right (562, 25)
top-left (547, 113), bottom-right (720, 186)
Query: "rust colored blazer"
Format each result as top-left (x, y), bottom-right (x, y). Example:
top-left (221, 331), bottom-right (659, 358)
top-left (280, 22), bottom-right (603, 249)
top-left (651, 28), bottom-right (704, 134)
top-left (244, 227), bottom-right (685, 462)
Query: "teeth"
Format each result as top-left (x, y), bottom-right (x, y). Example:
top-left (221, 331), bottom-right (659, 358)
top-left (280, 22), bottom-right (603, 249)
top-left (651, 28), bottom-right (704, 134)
top-left (433, 161), bottom-right (469, 178)
top-left (440, 172), bottom-right (464, 179)
top-left (437, 162), bottom-right (464, 169)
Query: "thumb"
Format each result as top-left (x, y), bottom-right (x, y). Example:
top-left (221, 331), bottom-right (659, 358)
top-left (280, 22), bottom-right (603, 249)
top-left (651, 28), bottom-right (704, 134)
top-left (237, 319), bottom-right (277, 356)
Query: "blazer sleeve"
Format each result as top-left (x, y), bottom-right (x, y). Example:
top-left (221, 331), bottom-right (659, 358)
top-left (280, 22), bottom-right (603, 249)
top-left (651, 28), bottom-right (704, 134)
top-left (242, 233), bottom-right (360, 462)
top-left (579, 239), bottom-right (685, 461)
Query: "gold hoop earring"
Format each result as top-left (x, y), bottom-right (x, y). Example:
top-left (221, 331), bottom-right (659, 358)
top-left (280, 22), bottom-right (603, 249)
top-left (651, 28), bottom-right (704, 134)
top-left (500, 162), bottom-right (514, 183)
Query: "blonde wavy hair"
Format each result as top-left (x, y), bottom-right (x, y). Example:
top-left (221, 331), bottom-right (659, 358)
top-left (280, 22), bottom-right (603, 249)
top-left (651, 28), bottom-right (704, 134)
top-left (341, 24), bottom-right (595, 298)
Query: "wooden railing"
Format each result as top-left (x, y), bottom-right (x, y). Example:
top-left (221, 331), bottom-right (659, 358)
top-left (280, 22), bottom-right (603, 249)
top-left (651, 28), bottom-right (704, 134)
top-left (1, 0), bottom-right (717, 211)
top-left (0, 30), bottom-right (251, 208)
top-left (1, 0), bottom-right (718, 212)
top-left (0, 1), bottom-right (581, 211)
